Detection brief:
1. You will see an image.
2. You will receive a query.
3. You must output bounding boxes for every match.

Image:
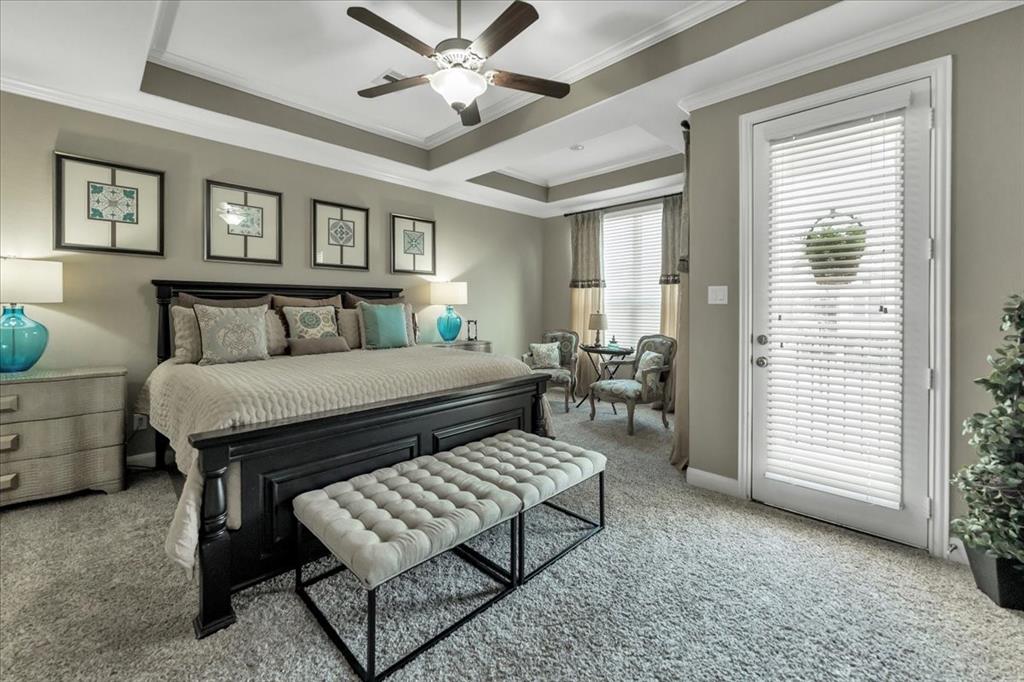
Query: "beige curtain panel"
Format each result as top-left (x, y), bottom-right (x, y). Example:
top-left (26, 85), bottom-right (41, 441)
top-left (669, 122), bottom-right (691, 470)
top-left (569, 210), bottom-right (604, 395)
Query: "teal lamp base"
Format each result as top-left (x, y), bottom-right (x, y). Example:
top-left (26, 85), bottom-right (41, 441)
top-left (0, 305), bottom-right (49, 373)
top-left (436, 305), bottom-right (462, 343)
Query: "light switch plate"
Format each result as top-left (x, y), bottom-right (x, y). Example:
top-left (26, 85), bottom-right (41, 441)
top-left (707, 285), bottom-right (729, 305)
top-left (704, 284), bottom-right (729, 303)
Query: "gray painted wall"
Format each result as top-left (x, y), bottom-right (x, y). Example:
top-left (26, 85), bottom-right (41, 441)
top-left (0, 93), bottom-right (546, 437)
top-left (542, 216), bottom-right (572, 332)
top-left (687, 10), bottom-right (1024, 518)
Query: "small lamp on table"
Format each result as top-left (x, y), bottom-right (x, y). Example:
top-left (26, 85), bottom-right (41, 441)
top-left (0, 257), bottom-right (63, 373)
top-left (588, 312), bottom-right (607, 347)
top-left (430, 281), bottom-right (468, 343)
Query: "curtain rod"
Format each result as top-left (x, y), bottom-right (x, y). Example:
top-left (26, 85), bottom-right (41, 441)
top-left (562, 191), bottom-right (682, 218)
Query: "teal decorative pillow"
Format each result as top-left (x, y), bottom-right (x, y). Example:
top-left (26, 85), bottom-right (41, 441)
top-left (283, 305), bottom-right (338, 340)
top-left (530, 342), bottom-right (561, 369)
top-left (358, 302), bottom-right (410, 349)
top-left (634, 350), bottom-right (665, 395)
top-left (194, 304), bottom-right (270, 366)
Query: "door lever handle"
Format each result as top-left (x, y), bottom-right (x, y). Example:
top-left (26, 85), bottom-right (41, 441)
top-left (755, 356), bottom-right (768, 368)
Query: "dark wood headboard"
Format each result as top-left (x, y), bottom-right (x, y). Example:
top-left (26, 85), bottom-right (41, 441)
top-left (152, 279), bottom-right (403, 363)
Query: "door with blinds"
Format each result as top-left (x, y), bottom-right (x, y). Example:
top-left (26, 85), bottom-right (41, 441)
top-left (750, 79), bottom-right (932, 547)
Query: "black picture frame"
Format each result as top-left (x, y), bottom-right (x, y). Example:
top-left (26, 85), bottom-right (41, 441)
top-left (390, 213), bottom-right (436, 275)
top-left (54, 152), bottom-right (165, 257)
top-left (311, 199), bottom-right (370, 271)
top-left (204, 179), bottom-right (283, 265)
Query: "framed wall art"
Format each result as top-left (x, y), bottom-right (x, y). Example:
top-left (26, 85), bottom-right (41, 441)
top-left (311, 199), bottom-right (369, 270)
top-left (390, 213), bottom-right (435, 275)
top-left (205, 180), bottom-right (282, 264)
top-left (55, 152), bottom-right (164, 256)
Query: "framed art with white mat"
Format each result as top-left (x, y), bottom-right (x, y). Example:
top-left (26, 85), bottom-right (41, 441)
top-left (205, 180), bottom-right (282, 265)
top-left (55, 152), bottom-right (164, 256)
top-left (390, 213), bottom-right (435, 275)
top-left (311, 199), bottom-right (369, 270)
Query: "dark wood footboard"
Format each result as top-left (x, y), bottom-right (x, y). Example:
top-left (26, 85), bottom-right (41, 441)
top-left (187, 374), bottom-right (548, 638)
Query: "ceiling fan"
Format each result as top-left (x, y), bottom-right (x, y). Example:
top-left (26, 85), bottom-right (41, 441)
top-left (348, 0), bottom-right (570, 126)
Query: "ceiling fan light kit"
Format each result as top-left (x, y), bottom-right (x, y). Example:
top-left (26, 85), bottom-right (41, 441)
top-left (348, 0), bottom-right (570, 126)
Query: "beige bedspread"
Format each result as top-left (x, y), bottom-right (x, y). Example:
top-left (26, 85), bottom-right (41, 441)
top-left (137, 346), bottom-right (553, 575)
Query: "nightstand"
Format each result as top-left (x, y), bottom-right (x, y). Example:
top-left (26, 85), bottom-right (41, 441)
top-left (430, 340), bottom-right (493, 353)
top-left (0, 366), bottom-right (126, 506)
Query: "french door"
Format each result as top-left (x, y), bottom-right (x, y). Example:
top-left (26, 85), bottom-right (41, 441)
top-left (750, 79), bottom-right (933, 547)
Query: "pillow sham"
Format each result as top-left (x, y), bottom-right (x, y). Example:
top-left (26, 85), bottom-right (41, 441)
top-left (336, 308), bottom-right (362, 349)
top-left (271, 294), bottom-right (342, 310)
top-left (194, 304), bottom-right (270, 366)
top-left (288, 336), bottom-right (351, 356)
top-left (177, 293), bottom-right (272, 309)
top-left (530, 342), bottom-right (562, 369)
top-left (282, 306), bottom-right (339, 340)
top-left (634, 350), bottom-right (665, 394)
top-left (172, 305), bottom-right (285, 362)
top-left (358, 302), bottom-right (410, 349)
top-left (342, 292), bottom-right (403, 309)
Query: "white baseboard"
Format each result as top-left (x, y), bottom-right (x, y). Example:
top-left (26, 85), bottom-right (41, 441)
top-left (686, 468), bottom-right (744, 498)
top-left (127, 451), bottom-right (158, 468)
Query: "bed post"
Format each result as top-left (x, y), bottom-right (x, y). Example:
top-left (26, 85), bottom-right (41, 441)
top-left (193, 444), bottom-right (236, 639)
top-left (531, 378), bottom-right (548, 436)
top-left (156, 282), bottom-right (172, 364)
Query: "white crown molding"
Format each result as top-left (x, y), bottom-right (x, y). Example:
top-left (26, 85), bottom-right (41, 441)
top-left (422, 0), bottom-right (742, 148)
top-left (678, 0), bottom-right (1019, 112)
top-left (496, 168), bottom-right (548, 187)
top-left (500, 147), bottom-right (678, 189)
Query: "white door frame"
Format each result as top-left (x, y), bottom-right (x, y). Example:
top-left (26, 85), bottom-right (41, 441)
top-left (737, 57), bottom-right (952, 559)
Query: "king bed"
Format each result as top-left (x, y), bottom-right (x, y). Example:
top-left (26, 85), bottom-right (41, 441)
top-left (142, 280), bottom-right (550, 638)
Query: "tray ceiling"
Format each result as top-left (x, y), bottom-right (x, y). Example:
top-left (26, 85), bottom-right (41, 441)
top-left (150, 1), bottom-right (709, 148)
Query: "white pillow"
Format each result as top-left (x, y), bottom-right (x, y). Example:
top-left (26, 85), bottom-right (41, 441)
top-left (530, 342), bottom-right (561, 369)
top-left (634, 350), bottom-right (665, 394)
top-left (194, 304), bottom-right (271, 366)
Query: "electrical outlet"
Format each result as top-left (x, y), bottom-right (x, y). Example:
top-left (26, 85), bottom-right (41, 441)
top-left (132, 414), bottom-right (149, 432)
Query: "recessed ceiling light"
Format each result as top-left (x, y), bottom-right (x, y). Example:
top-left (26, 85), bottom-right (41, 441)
top-left (569, 144), bottom-right (585, 151)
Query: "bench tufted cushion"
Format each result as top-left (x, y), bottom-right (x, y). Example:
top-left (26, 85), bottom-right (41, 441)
top-left (434, 430), bottom-right (606, 511)
top-left (294, 456), bottom-right (521, 588)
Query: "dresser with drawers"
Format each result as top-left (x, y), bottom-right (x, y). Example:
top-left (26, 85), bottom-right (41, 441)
top-left (0, 366), bottom-right (126, 507)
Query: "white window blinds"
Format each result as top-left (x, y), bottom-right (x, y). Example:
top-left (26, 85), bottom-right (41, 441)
top-left (764, 110), bottom-right (906, 509)
top-left (602, 203), bottom-right (662, 349)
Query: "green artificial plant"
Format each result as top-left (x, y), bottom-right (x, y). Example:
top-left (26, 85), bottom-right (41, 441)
top-left (951, 293), bottom-right (1024, 564)
top-left (804, 210), bottom-right (867, 283)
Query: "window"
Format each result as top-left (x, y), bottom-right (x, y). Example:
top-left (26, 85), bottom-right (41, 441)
top-left (602, 203), bottom-right (662, 349)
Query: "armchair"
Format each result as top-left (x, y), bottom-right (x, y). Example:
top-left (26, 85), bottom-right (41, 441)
top-left (589, 334), bottom-right (676, 435)
top-left (522, 329), bottom-right (579, 412)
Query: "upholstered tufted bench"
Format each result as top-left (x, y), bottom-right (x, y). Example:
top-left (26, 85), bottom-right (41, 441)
top-left (435, 429), bottom-right (606, 583)
top-left (293, 431), bottom-right (607, 681)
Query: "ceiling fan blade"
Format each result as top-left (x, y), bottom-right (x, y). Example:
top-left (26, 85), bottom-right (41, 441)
top-left (469, 0), bottom-right (538, 59)
top-left (488, 70), bottom-right (570, 98)
top-left (357, 75), bottom-right (430, 98)
top-left (460, 100), bottom-right (481, 126)
top-left (347, 7), bottom-right (436, 58)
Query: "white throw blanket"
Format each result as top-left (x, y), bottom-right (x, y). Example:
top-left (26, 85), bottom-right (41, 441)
top-left (137, 347), bottom-right (553, 576)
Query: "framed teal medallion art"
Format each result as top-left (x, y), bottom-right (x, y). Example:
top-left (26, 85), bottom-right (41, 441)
top-left (205, 180), bottom-right (282, 265)
top-left (55, 152), bottom-right (164, 256)
top-left (311, 199), bottom-right (369, 270)
top-left (390, 213), bottom-right (435, 275)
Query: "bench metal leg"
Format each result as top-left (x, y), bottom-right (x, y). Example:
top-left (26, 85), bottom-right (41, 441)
top-left (296, 516), bottom-right (519, 682)
top-left (519, 470), bottom-right (605, 585)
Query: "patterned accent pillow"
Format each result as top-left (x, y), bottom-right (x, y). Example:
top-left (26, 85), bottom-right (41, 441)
top-left (173, 305), bottom-right (285, 362)
top-left (194, 304), bottom-right (270, 366)
top-left (282, 306), bottom-right (339, 340)
top-left (634, 350), bottom-right (665, 395)
top-left (530, 342), bottom-right (561, 369)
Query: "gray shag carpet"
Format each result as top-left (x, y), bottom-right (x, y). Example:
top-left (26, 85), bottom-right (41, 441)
top-left (2, 401), bottom-right (1022, 681)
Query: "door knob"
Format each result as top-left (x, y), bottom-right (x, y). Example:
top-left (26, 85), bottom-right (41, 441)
top-left (755, 356), bottom-right (768, 368)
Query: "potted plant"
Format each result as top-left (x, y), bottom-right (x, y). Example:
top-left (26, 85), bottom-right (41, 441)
top-left (804, 209), bottom-right (866, 284)
top-left (952, 293), bottom-right (1024, 609)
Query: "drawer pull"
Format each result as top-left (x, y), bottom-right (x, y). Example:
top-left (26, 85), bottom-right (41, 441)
top-left (0, 395), bottom-right (18, 413)
top-left (0, 434), bottom-right (18, 451)
top-left (0, 473), bottom-right (17, 490)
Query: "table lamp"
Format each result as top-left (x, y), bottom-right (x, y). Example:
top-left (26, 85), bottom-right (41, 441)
top-left (429, 281), bottom-right (468, 343)
top-left (588, 312), bottom-right (607, 346)
top-left (0, 258), bottom-right (63, 372)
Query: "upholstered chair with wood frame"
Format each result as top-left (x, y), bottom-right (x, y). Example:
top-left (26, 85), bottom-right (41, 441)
top-left (522, 329), bottom-right (579, 412)
top-left (589, 334), bottom-right (676, 435)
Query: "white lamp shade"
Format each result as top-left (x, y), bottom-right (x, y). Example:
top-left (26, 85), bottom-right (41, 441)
top-left (588, 312), bottom-right (608, 330)
top-left (429, 281), bottom-right (468, 306)
top-left (429, 68), bottom-right (487, 110)
top-left (0, 258), bottom-right (63, 304)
